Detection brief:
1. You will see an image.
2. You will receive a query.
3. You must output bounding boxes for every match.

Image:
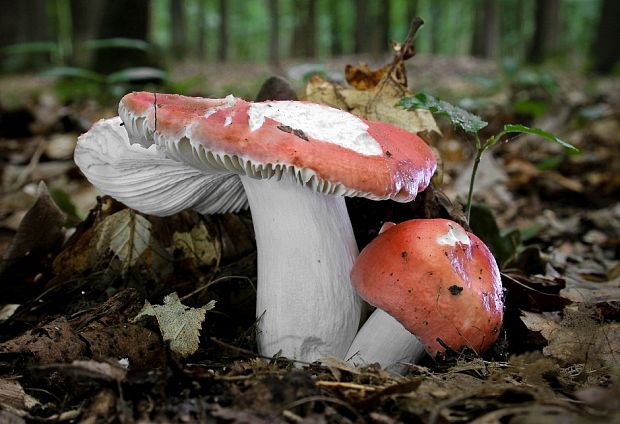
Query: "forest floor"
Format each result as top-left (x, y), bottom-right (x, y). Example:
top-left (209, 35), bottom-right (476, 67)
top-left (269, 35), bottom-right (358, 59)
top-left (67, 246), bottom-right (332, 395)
top-left (0, 54), bottom-right (619, 423)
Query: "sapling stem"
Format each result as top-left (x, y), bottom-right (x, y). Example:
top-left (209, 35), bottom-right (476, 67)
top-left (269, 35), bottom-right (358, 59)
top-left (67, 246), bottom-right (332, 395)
top-left (465, 134), bottom-right (496, 223)
top-left (400, 92), bottom-right (578, 226)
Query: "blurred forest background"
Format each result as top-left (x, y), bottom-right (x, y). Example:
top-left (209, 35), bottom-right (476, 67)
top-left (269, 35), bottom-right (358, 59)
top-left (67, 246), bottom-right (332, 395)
top-left (0, 0), bottom-right (618, 104)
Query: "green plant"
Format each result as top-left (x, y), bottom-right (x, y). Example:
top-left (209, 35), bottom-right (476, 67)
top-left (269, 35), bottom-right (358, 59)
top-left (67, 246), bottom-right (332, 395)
top-left (400, 92), bottom-right (579, 224)
top-left (41, 66), bottom-right (169, 104)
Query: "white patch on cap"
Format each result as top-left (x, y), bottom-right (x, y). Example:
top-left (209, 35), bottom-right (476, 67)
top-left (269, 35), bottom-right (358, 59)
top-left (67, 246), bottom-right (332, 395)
top-left (204, 94), bottom-right (238, 119)
top-left (436, 223), bottom-right (471, 246)
top-left (247, 101), bottom-right (383, 156)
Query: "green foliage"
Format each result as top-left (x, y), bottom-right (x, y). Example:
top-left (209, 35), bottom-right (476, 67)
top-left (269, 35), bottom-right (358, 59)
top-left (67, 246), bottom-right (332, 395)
top-left (468, 204), bottom-right (521, 268)
top-left (536, 154), bottom-right (565, 171)
top-left (42, 67), bottom-right (106, 82)
top-left (402, 92), bottom-right (579, 223)
top-left (83, 38), bottom-right (151, 52)
top-left (469, 204), bottom-right (546, 271)
top-left (41, 65), bottom-right (168, 104)
top-left (501, 124), bottom-right (578, 153)
top-left (48, 187), bottom-right (84, 227)
top-left (512, 99), bottom-right (549, 118)
top-left (400, 92), bottom-right (488, 133)
top-left (1, 42), bottom-right (60, 56)
top-left (107, 67), bottom-right (168, 84)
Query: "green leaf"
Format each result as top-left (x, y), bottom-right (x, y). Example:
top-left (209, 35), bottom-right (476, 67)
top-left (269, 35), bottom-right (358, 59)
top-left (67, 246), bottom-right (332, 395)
top-left (2, 41), bottom-right (59, 55)
top-left (536, 154), bottom-right (564, 171)
top-left (41, 66), bottom-right (105, 82)
top-left (468, 203), bottom-right (520, 268)
top-left (48, 188), bottom-right (84, 227)
top-left (501, 124), bottom-right (579, 153)
top-left (400, 92), bottom-right (488, 133)
top-left (83, 38), bottom-right (151, 52)
top-left (106, 67), bottom-right (168, 84)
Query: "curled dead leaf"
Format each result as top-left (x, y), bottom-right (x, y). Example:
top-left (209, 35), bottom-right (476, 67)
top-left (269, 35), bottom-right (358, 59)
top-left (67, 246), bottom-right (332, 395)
top-left (305, 74), bottom-right (440, 137)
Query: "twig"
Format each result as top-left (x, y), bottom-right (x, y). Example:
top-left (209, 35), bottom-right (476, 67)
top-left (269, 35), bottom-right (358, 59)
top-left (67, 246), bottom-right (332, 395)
top-left (366, 17), bottom-right (424, 115)
top-left (209, 337), bottom-right (314, 367)
top-left (315, 381), bottom-right (379, 392)
top-left (180, 275), bottom-right (255, 301)
top-left (9, 137), bottom-right (46, 191)
top-left (271, 395), bottom-right (367, 424)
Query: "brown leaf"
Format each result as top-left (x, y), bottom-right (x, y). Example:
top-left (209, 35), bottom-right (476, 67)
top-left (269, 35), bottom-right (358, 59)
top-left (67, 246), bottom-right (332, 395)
top-left (305, 74), bottom-right (439, 136)
top-left (0, 289), bottom-right (165, 369)
top-left (0, 317), bottom-right (87, 364)
top-left (0, 379), bottom-right (40, 412)
top-left (0, 181), bottom-right (65, 302)
top-left (521, 308), bottom-right (620, 368)
top-left (503, 273), bottom-right (571, 312)
top-left (345, 63), bottom-right (388, 90)
top-left (80, 325), bottom-right (164, 369)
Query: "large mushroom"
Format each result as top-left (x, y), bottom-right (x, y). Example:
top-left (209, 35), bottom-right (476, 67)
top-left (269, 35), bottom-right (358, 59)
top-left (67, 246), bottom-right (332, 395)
top-left (75, 92), bottom-right (437, 362)
top-left (346, 219), bottom-right (504, 371)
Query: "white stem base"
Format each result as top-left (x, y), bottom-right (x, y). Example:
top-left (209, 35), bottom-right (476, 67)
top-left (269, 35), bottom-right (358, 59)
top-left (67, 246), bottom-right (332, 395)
top-left (241, 174), bottom-right (362, 362)
top-left (346, 308), bottom-right (426, 374)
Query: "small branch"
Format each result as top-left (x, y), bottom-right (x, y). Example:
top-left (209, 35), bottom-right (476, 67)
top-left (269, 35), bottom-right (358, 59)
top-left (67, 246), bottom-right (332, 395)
top-left (367, 17), bottom-right (425, 114)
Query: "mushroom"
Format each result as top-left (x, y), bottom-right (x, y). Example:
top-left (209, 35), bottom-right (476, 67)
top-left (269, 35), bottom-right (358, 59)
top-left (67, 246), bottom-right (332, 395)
top-left (75, 92), bottom-right (437, 362)
top-left (346, 219), bottom-right (503, 372)
top-left (74, 117), bottom-right (247, 216)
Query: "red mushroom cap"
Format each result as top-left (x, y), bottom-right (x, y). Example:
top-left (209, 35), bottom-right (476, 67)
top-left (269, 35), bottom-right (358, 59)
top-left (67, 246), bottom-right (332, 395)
top-left (119, 92), bottom-right (437, 202)
top-left (351, 219), bottom-right (504, 357)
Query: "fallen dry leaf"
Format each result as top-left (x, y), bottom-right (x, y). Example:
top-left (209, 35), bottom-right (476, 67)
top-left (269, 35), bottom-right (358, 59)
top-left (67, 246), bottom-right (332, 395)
top-left (133, 292), bottom-right (215, 357)
top-left (172, 219), bottom-right (221, 268)
top-left (96, 209), bottom-right (152, 270)
top-left (0, 289), bottom-right (164, 369)
top-left (0, 379), bottom-right (40, 413)
top-left (345, 63), bottom-right (388, 90)
top-left (521, 308), bottom-right (620, 368)
top-left (0, 181), bottom-right (65, 302)
top-left (306, 74), bottom-right (440, 137)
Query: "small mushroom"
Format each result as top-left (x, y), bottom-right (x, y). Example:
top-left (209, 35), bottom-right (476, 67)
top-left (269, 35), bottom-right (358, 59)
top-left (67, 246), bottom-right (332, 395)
top-left (346, 219), bottom-right (504, 372)
top-left (75, 92), bottom-right (437, 362)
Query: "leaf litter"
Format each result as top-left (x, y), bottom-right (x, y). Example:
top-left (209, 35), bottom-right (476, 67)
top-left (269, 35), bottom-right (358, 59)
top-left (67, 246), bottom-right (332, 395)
top-left (133, 292), bottom-right (215, 358)
top-left (0, 29), bottom-right (619, 423)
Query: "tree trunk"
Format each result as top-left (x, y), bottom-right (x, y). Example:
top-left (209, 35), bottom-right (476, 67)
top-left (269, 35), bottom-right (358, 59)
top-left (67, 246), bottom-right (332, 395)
top-left (471, 0), bottom-right (499, 58)
top-left (527, 0), bottom-right (560, 63)
top-left (375, 0), bottom-right (391, 55)
top-left (306, 0), bottom-right (316, 56)
top-left (406, 0), bottom-right (418, 27)
top-left (267, 0), bottom-right (280, 67)
top-left (429, 0), bottom-right (442, 54)
top-left (93, 0), bottom-right (151, 73)
top-left (170, 0), bottom-right (186, 59)
top-left (329, 1), bottom-right (344, 56)
top-left (0, 0), bottom-right (52, 69)
top-left (217, 0), bottom-right (228, 61)
top-left (354, 0), bottom-right (368, 54)
top-left (71, 0), bottom-right (104, 66)
top-left (196, 0), bottom-right (207, 60)
top-left (593, 0), bottom-right (620, 74)
top-left (291, 0), bottom-right (317, 58)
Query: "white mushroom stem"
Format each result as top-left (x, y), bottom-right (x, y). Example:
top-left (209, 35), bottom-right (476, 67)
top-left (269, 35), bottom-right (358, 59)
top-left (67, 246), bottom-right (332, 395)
top-left (240, 173), bottom-right (362, 362)
top-left (346, 308), bottom-right (426, 374)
